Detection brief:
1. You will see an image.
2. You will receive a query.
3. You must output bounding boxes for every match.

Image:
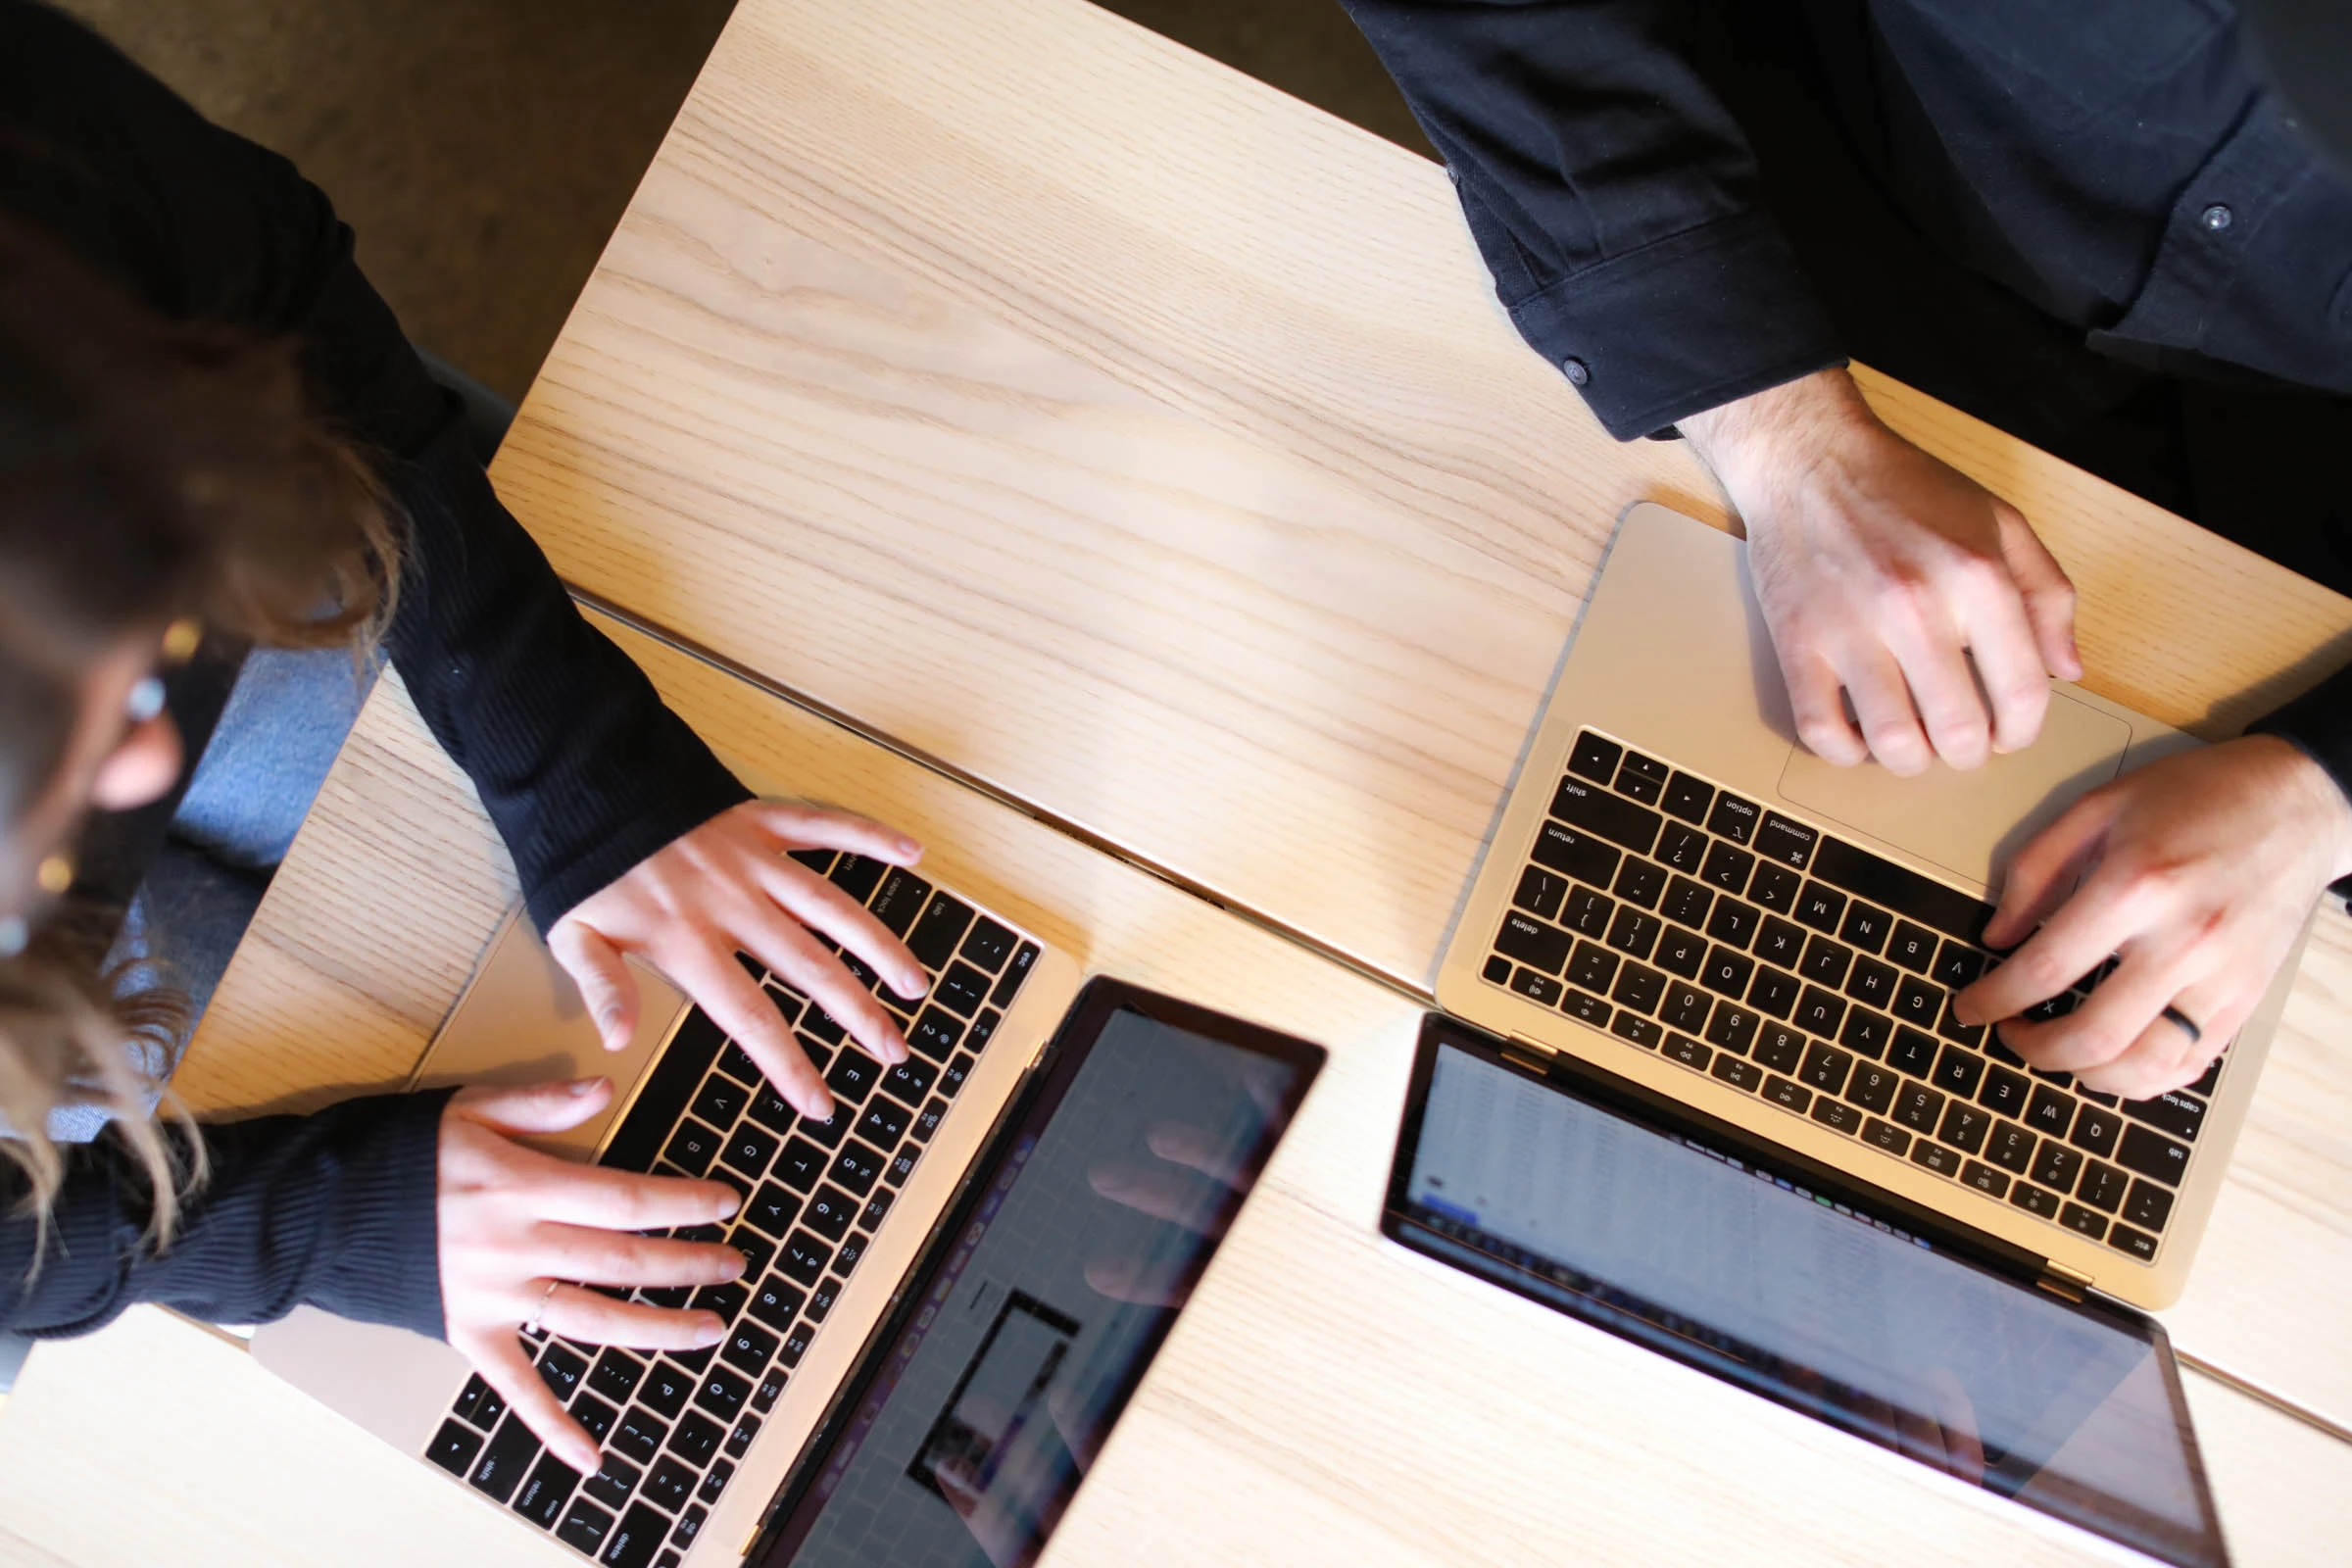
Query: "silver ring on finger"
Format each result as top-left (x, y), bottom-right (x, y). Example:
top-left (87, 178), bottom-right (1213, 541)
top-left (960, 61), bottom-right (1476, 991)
top-left (523, 1278), bottom-right (562, 1336)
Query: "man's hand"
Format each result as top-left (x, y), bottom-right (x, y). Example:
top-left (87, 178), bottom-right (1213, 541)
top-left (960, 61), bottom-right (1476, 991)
top-left (1954, 737), bottom-right (2352, 1098)
top-left (437, 1079), bottom-right (748, 1472)
top-left (548, 801), bottom-right (930, 1123)
top-left (1681, 368), bottom-right (2082, 775)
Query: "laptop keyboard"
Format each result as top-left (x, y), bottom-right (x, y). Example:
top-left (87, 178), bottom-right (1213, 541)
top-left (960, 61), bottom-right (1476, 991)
top-left (1484, 728), bottom-right (2222, 1267)
top-left (421, 851), bottom-right (1041, 1567)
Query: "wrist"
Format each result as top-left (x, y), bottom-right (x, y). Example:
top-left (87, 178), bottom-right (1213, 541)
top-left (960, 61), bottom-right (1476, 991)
top-left (1679, 367), bottom-right (1881, 517)
top-left (2252, 735), bottom-right (2352, 886)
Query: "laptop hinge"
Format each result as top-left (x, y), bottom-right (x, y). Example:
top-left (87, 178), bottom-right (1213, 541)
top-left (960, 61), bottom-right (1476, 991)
top-left (2035, 1258), bottom-right (2093, 1302)
top-left (1502, 1033), bottom-right (1557, 1076)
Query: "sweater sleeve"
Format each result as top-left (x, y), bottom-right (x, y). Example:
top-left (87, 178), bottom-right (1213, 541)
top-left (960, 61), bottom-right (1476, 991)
top-left (0, 1), bottom-right (753, 931)
top-left (1, 1090), bottom-right (455, 1340)
top-left (1338, 0), bottom-right (1845, 438)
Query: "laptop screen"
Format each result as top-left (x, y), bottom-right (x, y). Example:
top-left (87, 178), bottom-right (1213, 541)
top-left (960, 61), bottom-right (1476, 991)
top-left (1387, 1029), bottom-right (2226, 1568)
top-left (754, 987), bottom-right (1322, 1568)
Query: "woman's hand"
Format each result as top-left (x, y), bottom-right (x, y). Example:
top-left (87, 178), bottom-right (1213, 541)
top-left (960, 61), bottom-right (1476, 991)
top-left (1954, 737), bottom-right (2352, 1098)
top-left (438, 1079), bottom-right (749, 1472)
top-left (548, 801), bottom-right (931, 1122)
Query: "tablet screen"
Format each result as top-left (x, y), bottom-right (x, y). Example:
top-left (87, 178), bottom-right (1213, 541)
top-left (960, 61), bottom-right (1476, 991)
top-left (1387, 1030), bottom-right (2225, 1568)
top-left (758, 986), bottom-right (1321, 1568)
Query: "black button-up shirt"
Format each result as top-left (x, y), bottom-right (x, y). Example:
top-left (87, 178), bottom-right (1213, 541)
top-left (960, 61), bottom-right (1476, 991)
top-left (1342, 0), bottom-right (2352, 442)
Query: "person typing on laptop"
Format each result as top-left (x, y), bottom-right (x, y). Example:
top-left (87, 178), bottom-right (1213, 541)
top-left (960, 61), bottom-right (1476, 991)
top-left (0, 2), bottom-right (928, 1472)
top-left (1342, 0), bottom-right (2352, 1101)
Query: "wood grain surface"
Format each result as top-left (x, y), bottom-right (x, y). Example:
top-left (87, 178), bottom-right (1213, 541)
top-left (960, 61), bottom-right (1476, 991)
top-left (489, 0), bottom-right (2352, 1433)
top-left (3, 625), bottom-right (2343, 1566)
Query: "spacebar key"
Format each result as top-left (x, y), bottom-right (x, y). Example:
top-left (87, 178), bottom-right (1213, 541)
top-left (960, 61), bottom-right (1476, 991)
top-left (1551, 777), bottom-right (1661, 856)
top-left (1809, 837), bottom-right (1993, 945)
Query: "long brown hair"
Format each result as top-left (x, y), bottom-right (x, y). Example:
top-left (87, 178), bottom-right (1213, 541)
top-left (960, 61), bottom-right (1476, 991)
top-left (0, 217), bottom-right (402, 1246)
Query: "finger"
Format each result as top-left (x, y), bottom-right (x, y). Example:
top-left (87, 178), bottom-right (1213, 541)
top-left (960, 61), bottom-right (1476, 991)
top-left (1996, 505), bottom-right (2082, 681)
top-left (755, 856), bottom-right (928, 1002)
top-left (1782, 645), bottom-right (1870, 765)
top-left (1996, 947), bottom-right (2187, 1077)
top-left (1087, 1159), bottom-right (1230, 1234)
top-left (537, 1282), bottom-right (730, 1355)
top-left (549, 920), bottom-right (639, 1053)
top-left (1881, 605), bottom-right (1993, 771)
top-left (517, 1224), bottom-right (747, 1290)
top-left (1146, 1120), bottom-right (1251, 1189)
top-left (748, 801), bottom-right (924, 866)
top-left (1955, 583), bottom-right (2052, 757)
top-left (451, 1076), bottom-right (615, 1137)
top-left (1838, 643), bottom-right (1935, 776)
top-left (501, 1150), bottom-right (743, 1232)
top-left (1973, 786), bottom-right (2122, 958)
top-left (461, 1325), bottom-right (600, 1473)
top-left (742, 904), bottom-right (912, 1069)
top-left (2074, 979), bottom-right (2244, 1100)
top-left (667, 939), bottom-right (837, 1120)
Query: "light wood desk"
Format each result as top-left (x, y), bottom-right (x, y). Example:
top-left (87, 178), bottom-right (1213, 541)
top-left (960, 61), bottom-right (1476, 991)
top-left (498, 0), bottom-right (2352, 1436)
top-left (0, 626), bottom-right (2346, 1567)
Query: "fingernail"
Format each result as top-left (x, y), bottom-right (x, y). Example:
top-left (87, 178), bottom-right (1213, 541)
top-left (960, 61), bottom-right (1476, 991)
top-left (896, 836), bottom-right (920, 858)
top-left (568, 1077), bottom-right (608, 1097)
top-left (728, 1248), bottom-right (751, 1277)
top-left (696, 1314), bottom-right (726, 1347)
top-left (712, 1192), bottom-right (741, 1221)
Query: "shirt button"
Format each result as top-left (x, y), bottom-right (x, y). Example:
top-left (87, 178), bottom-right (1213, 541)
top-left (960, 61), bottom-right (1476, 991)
top-left (2199, 203), bottom-right (2233, 232)
top-left (1562, 357), bottom-right (1591, 386)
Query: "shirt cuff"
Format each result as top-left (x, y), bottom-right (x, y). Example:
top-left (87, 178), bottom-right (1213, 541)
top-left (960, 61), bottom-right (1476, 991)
top-left (1495, 209), bottom-right (1846, 440)
top-left (305, 1088), bottom-right (459, 1340)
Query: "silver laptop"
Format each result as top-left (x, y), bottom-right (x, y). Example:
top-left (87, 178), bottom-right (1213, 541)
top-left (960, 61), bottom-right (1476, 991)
top-left (1434, 501), bottom-right (2303, 1311)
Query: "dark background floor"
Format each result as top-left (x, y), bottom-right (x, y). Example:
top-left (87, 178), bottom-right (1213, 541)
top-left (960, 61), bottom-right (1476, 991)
top-left (58, 0), bottom-right (1429, 404)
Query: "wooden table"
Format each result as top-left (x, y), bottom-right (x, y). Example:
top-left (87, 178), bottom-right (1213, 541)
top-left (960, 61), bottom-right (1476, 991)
top-left (499, 0), bottom-right (2352, 1437)
top-left (5, 0), bottom-right (2351, 1561)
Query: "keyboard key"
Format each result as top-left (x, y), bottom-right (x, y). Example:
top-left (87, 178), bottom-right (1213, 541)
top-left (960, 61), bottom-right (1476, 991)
top-left (781, 1232), bottom-right (834, 1285)
top-left (2061, 1203), bottom-right (2108, 1240)
top-left (1910, 1140), bottom-right (1963, 1178)
top-left (1512, 865), bottom-right (1568, 921)
top-left (911, 1099), bottom-right (948, 1142)
top-left (1701, 946), bottom-right (1755, 1000)
top-left (934, 961), bottom-right (992, 1017)
top-left (748, 1273), bottom-right (806, 1331)
top-left (2078, 1159), bottom-right (2130, 1213)
top-left (1553, 776), bottom-right (1661, 856)
top-left (826, 1050), bottom-right (882, 1106)
top-left (1710, 1055), bottom-right (1764, 1093)
top-left (1605, 906), bottom-right (1661, 960)
top-left (1931, 1045), bottom-right (1984, 1100)
top-left (1935, 996), bottom-right (1985, 1049)
top-left (1762, 1075), bottom-right (1812, 1112)
top-left (1747, 862), bottom-right (1802, 913)
top-left (690, 1075), bottom-right (752, 1131)
top-left (2187, 1054), bottom-right (2225, 1098)
top-left (1793, 881), bottom-right (1847, 937)
top-left (1933, 941), bottom-right (1986, 991)
top-left (725, 1414), bottom-right (761, 1459)
top-left (583, 1454), bottom-right (641, 1512)
top-left (1653, 925), bottom-right (1707, 981)
top-left (906, 895), bottom-right (975, 970)
top-left (1937, 1102), bottom-right (1990, 1155)
top-left (1495, 911), bottom-right (1572, 975)
top-left (1839, 1007), bottom-right (1891, 1059)
top-left (781, 1319), bottom-right (817, 1366)
top-left (1660, 876), bottom-right (1712, 929)
top-left (2024, 1084), bottom-right (2074, 1136)
top-left (1755, 812), bottom-right (1817, 869)
top-left (1843, 956), bottom-right (1897, 1011)
top-left (1810, 839), bottom-right (1991, 945)
top-left (693, 1364), bottom-right (752, 1423)
top-left (1799, 1042), bottom-right (1852, 1096)
top-left (1615, 750), bottom-right (1669, 803)
top-left (2124, 1179), bottom-right (2176, 1232)
top-left (1662, 771), bottom-right (1714, 824)
top-left (638, 1361), bottom-right (692, 1420)
top-left (468, 1413), bottom-right (541, 1503)
top-left (940, 1054), bottom-right (975, 1099)
top-left (1560, 886), bottom-right (1612, 938)
top-left (568, 1394), bottom-right (617, 1447)
top-left (2107, 1224), bottom-right (2158, 1260)
top-left (425, 1419), bottom-right (484, 1477)
top-left (1568, 940), bottom-right (1620, 994)
top-left (512, 1452), bottom-right (580, 1531)
top-left (804, 1184), bottom-right (859, 1240)
top-left (536, 1343), bottom-right (589, 1402)
top-left (1509, 967), bottom-right (1563, 1006)
top-left (1752, 1023), bottom-right (1806, 1074)
top-left (1890, 975), bottom-right (1941, 1031)
top-left (1531, 820), bottom-right (1621, 888)
top-left (1611, 962), bottom-right (1665, 1014)
top-left (991, 942), bottom-right (1041, 1005)
top-left (857, 1096), bottom-right (911, 1148)
top-left (1662, 980), bottom-right (1711, 1032)
top-left (1611, 859), bottom-right (1666, 911)
top-left (1746, 966), bottom-right (1802, 1019)
top-left (958, 917), bottom-right (1016, 972)
top-left (1863, 1118), bottom-right (1911, 1155)
top-left (720, 1122), bottom-right (781, 1184)
top-left (2123, 1091), bottom-right (2206, 1144)
top-left (555, 1498), bottom-right (617, 1560)
top-left (2010, 1181), bottom-right (2061, 1219)
top-left (1704, 896), bottom-right (1760, 949)
top-left (1559, 986), bottom-right (1610, 1029)
top-left (1482, 954), bottom-right (1512, 986)
top-left (828, 855), bottom-right (886, 902)
top-left (773, 1136), bottom-right (829, 1194)
top-left (720, 1318), bottom-right (779, 1377)
top-left (1839, 901), bottom-right (1891, 954)
top-left (2070, 1104), bottom-right (2124, 1159)
top-left (1984, 1120), bottom-right (2036, 1175)
top-left (1793, 985), bottom-right (1845, 1038)
top-left (1845, 1062), bottom-right (1899, 1115)
top-left (1568, 730), bottom-right (1622, 783)
top-left (610, 1407), bottom-right (667, 1466)
top-left (1703, 1000), bottom-right (1760, 1055)
top-left (1960, 1160), bottom-right (2010, 1199)
top-left (673, 1504), bottom-right (711, 1550)
top-left (1886, 921), bottom-right (1938, 973)
top-left (886, 1146), bottom-right (921, 1187)
top-left (800, 1004), bottom-right (846, 1048)
top-left (1755, 916), bottom-right (1807, 970)
top-left (666, 1411), bottom-right (724, 1467)
top-left (1610, 1012), bottom-right (1662, 1050)
top-left (1700, 841), bottom-right (1755, 895)
top-left (2032, 1142), bottom-right (2085, 1194)
top-left (1978, 1064), bottom-right (2032, 1121)
top-left (1798, 934), bottom-right (1852, 988)
top-left (860, 1187), bottom-right (898, 1229)
top-left (867, 868), bottom-right (932, 940)
top-left (1888, 1026), bottom-right (1937, 1078)
top-left (662, 1118), bottom-right (723, 1178)
top-left (742, 1181), bottom-right (803, 1240)
top-left (1811, 1097), bottom-right (1863, 1136)
top-left (643, 1454), bottom-right (696, 1513)
top-left (1658, 823), bottom-right (1709, 875)
top-left (2115, 1124), bottom-right (2190, 1187)
top-left (454, 1373), bottom-right (506, 1431)
top-left (1891, 1081), bottom-right (1945, 1134)
top-left (1707, 793), bottom-right (1760, 844)
top-left (1664, 1033), bottom-right (1711, 1070)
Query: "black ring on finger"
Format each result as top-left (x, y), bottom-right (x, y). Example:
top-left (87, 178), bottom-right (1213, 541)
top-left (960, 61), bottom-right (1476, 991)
top-left (2159, 1004), bottom-right (2203, 1047)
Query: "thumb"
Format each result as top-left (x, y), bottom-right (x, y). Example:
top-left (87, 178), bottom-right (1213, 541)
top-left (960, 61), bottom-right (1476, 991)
top-left (550, 919), bottom-right (640, 1053)
top-left (450, 1076), bottom-right (613, 1137)
top-left (1995, 506), bottom-right (2081, 681)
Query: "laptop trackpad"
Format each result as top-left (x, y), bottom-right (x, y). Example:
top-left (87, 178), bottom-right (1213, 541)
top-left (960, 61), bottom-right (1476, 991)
top-left (1778, 689), bottom-right (2132, 888)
